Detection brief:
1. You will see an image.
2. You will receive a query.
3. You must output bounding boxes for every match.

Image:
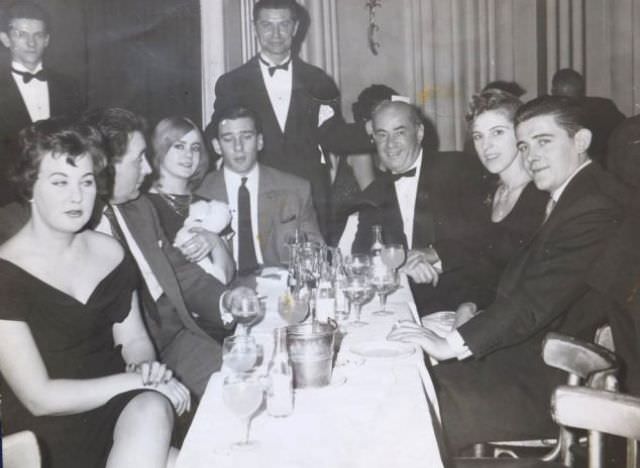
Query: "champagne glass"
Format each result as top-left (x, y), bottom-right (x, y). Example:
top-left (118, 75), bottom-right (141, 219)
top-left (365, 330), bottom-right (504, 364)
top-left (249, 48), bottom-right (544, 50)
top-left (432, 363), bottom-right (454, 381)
top-left (343, 275), bottom-right (374, 327)
top-left (278, 290), bottom-right (309, 325)
top-left (344, 254), bottom-right (371, 278)
top-left (230, 294), bottom-right (264, 335)
top-left (222, 372), bottom-right (265, 448)
top-left (381, 244), bottom-right (406, 271)
top-left (222, 335), bottom-right (263, 373)
top-left (369, 264), bottom-right (399, 316)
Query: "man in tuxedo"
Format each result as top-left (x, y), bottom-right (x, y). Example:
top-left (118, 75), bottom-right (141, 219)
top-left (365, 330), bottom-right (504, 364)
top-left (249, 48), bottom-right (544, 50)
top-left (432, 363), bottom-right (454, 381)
top-left (198, 105), bottom-right (322, 273)
top-left (0, 1), bottom-right (82, 205)
top-left (388, 96), bottom-right (623, 454)
top-left (351, 100), bottom-right (490, 313)
top-left (212, 0), bottom-right (367, 238)
top-left (551, 68), bottom-right (625, 167)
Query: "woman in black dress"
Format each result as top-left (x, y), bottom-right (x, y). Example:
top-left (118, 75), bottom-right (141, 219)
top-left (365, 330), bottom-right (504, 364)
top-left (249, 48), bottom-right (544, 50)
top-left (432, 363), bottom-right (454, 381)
top-left (0, 119), bottom-right (190, 468)
top-left (147, 116), bottom-right (235, 340)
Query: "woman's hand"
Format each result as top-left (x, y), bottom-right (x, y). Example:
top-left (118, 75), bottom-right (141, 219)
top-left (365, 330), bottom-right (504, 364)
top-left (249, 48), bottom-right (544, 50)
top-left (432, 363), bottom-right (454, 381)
top-left (127, 361), bottom-right (173, 386)
top-left (387, 321), bottom-right (457, 361)
top-left (151, 378), bottom-right (191, 416)
top-left (176, 227), bottom-right (220, 262)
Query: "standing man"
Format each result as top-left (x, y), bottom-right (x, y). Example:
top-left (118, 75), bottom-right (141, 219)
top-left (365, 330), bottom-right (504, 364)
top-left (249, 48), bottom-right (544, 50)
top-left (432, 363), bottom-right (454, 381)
top-left (212, 0), bottom-right (354, 238)
top-left (0, 0), bottom-right (82, 205)
top-left (198, 105), bottom-right (322, 272)
top-left (388, 96), bottom-right (624, 454)
top-left (352, 100), bottom-right (490, 314)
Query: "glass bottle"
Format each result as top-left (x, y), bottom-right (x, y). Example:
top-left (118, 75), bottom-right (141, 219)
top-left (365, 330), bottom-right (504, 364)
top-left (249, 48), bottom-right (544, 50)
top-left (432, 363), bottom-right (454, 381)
top-left (267, 328), bottom-right (294, 417)
top-left (315, 263), bottom-right (335, 323)
top-left (370, 224), bottom-right (384, 266)
top-left (333, 248), bottom-right (348, 319)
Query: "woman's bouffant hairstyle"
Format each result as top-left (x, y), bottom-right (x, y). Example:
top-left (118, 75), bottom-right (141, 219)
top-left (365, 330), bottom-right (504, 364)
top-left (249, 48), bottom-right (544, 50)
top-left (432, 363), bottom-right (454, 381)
top-left (150, 116), bottom-right (210, 190)
top-left (11, 117), bottom-right (108, 201)
top-left (465, 88), bottom-right (523, 126)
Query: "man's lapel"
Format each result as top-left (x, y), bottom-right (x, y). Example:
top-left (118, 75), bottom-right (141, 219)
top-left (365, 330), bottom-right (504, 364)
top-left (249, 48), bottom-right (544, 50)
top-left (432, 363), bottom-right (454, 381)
top-left (257, 166), bottom-right (278, 255)
top-left (0, 69), bottom-right (30, 126)
top-left (412, 155), bottom-right (436, 248)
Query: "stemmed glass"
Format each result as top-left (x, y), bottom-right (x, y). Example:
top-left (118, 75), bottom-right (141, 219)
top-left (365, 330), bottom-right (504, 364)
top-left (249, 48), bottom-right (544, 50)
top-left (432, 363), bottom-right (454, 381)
top-left (222, 372), bottom-right (265, 448)
top-left (344, 254), bottom-right (371, 277)
top-left (381, 244), bottom-right (406, 271)
top-left (369, 263), bottom-right (400, 316)
top-left (229, 294), bottom-right (264, 335)
top-left (277, 289), bottom-right (310, 325)
top-left (343, 274), bottom-right (375, 327)
top-left (222, 335), bottom-right (263, 373)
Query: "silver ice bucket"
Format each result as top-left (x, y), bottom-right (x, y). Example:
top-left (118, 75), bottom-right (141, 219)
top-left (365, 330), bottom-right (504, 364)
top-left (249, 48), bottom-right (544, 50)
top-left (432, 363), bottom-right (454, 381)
top-left (286, 321), bottom-right (336, 388)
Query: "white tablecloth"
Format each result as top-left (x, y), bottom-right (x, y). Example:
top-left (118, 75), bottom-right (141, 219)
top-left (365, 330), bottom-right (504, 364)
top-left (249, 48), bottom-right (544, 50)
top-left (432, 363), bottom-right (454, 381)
top-left (175, 273), bottom-right (444, 468)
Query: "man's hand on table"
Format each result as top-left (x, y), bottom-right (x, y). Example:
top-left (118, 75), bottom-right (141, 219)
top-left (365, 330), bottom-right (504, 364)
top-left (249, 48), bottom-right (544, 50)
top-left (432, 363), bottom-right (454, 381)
top-left (387, 320), bottom-right (457, 361)
top-left (400, 249), bottom-right (441, 286)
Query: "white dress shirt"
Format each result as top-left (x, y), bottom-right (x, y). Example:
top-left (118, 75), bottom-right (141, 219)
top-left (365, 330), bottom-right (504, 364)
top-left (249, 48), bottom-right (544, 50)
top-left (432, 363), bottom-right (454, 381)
top-left (445, 158), bottom-right (593, 360)
top-left (394, 151), bottom-right (423, 249)
top-left (11, 61), bottom-right (50, 122)
top-left (258, 53), bottom-right (292, 132)
top-left (224, 165), bottom-right (264, 268)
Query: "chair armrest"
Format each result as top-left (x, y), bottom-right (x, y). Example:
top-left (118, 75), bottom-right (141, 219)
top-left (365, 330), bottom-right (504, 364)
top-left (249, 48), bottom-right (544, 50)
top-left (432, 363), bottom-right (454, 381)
top-left (542, 332), bottom-right (618, 380)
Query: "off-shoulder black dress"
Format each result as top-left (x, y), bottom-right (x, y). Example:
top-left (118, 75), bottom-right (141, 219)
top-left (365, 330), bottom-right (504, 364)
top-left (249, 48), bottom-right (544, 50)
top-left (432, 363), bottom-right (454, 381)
top-left (0, 255), bottom-right (144, 468)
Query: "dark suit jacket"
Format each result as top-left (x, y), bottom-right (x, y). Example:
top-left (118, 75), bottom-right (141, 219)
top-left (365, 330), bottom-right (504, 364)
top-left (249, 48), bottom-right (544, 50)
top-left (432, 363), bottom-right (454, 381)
top-left (432, 163), bottom-right (624, 450)
top-left (352, 148), bottom-right (491, 312)
top-left (0, 64), bottom-right (83, 206)
top-left (580, 96), bottom-right (625, 167)
top-left (116, 196), bottom-right (224, 398)
top-left (196, 164), bottom-right (322, 266)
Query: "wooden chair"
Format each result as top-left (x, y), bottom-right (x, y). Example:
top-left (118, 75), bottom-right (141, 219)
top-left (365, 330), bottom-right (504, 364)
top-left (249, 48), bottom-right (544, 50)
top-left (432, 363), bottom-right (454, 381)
top-left (462, 332), bottom-right (619, 466)
top-left (2, 430), bottom-right (41, 468)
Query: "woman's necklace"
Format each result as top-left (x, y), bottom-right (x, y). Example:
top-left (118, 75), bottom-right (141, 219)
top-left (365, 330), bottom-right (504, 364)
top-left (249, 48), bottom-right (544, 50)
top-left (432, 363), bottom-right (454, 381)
top-left (155, 188), bottom-right (192, 218)
top-left (492, 179), bottom-right (529, 222)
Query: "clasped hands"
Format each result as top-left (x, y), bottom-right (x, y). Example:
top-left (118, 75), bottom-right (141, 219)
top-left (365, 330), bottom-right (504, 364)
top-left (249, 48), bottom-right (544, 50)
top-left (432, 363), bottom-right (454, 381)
top-left (175, 227), bottom-right (222, 263)
top-left (126, 361), bottom-right (191, 415)
top-left (400, 247), bottom-right (441, 285)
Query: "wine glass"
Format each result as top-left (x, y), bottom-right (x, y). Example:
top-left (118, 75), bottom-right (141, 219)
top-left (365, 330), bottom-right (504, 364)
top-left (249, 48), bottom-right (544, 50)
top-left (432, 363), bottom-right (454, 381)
top-left (222, 372), bottom-right (265, 448)
top-left (298, 241), bottom-right (321, 288)
top-left (369, 264), bottom-right (399, 316)
top-left (344, 254), bottom-right (371, 277)
top-left (381, 244), bottom-right (406, 271)
top-left (277, 290), bottom-right (309, 325)
top-left (223, 335), bottom-right (263, 373)
top-left (343, 274), bottom-right (374, 327)
top-left (230, 294), bottom-right (264, 335)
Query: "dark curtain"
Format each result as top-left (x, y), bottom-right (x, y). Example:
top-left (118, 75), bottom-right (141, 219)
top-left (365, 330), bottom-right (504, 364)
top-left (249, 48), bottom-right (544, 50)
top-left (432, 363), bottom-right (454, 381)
top-left (84, 0), bottom-right (202, 126)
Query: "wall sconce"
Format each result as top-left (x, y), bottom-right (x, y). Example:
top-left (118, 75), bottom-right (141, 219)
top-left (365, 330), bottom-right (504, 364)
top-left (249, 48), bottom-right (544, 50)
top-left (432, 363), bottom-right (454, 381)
top-left (366, 0), bottom-right (382, 55)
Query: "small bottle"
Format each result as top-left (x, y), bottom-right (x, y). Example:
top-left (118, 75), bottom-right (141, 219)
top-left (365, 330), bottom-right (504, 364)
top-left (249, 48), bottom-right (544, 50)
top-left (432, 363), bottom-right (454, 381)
top-left (287, 262), bottom-right (299, 293)
top-left (333, 249), bottom-right (348, 318)
top-left (315, 263), bottom-right (335, 323)
top-left (370, 224), bottom-right (384, 266)
top-left (267, 328), bottom-right (294, 417)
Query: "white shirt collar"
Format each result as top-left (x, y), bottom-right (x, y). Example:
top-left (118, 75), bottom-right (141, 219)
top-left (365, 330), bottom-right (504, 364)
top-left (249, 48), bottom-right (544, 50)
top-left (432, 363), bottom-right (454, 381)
top-left (223, 163), bottom-right (259, 183)
top-left (11, 61), bottom-right (43, 74)
top-left (550, 159), bottom-right (592, 203)
top-left (258, 53), bottom-right (291, 67)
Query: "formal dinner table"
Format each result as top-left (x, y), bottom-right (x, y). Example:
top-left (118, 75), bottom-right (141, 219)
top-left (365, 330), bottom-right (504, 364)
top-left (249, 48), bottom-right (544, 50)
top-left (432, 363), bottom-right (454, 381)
top-left (175, 269), bottom-right (445, 468)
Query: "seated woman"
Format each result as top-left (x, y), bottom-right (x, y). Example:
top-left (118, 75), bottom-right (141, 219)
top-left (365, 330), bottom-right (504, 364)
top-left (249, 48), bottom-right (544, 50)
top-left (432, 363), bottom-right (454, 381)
top-left (147, 116), bottom-right (235, 340)
top-left (0, 119), bottom-right (190, 468)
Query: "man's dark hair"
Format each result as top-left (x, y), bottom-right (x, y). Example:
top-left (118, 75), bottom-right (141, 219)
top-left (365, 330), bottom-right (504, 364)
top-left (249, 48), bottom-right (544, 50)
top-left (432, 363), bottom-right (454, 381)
top-left (1, 1), bottom-right (50, 32)
top-left (551, 69), bottom-right (585, 98)
top-left (11, 117), bottom-right (107, 201)
top-left (253, 0), bottom-right (299, 22)
top-left (514, 95), bottom-right (588, 137)
top-left (205, 106), bottom-right (263, 143)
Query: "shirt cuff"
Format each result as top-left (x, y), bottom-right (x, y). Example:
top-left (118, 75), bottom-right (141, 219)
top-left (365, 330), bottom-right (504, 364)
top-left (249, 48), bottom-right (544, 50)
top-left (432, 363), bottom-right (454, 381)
top-left (446, 330), bottom-right (472, 360)
top-left (433, 260), bottom-right (443, 273)
top-left (218, 291), bottom-right (235, 328)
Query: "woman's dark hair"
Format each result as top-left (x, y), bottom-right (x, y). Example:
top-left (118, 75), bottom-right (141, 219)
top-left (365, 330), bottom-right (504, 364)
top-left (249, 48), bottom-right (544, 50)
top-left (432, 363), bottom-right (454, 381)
top-left (352, 84), bottom-right (399, 123)
top-left (151, 116), bottom-right (210, 190)
top-left (466, 88), bottom-right (523, 125)
top-left (11, 117), bottom-right (108, 201)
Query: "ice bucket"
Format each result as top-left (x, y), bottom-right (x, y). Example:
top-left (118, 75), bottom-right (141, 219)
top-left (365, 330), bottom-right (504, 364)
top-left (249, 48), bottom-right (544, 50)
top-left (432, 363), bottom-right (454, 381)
top-left (286, 321), bottom-right (336, 388)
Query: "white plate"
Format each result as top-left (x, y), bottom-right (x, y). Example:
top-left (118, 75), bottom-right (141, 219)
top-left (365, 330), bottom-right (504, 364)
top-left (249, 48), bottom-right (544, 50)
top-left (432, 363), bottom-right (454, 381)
top-left (350, 340), bottom-right (416, 359)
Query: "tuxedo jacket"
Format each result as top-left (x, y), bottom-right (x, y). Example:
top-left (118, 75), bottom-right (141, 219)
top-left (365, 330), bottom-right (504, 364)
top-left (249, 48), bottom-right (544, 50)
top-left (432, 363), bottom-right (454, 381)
top-left (352, 149), bottom-right (491, 312)
top-left (0, 64), bottom-right (83, 206)
top-left (432, 163), bottom-right (624, 450)
top-left (196, 164), bottom-right (323, 266)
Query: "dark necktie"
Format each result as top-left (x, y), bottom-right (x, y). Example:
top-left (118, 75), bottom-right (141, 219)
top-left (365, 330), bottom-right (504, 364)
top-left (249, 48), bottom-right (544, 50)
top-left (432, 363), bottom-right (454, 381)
top-left (390, 167), bottom-right (417, 182)
top-left (237, 177), bottom-right (259, 275)
top-left (11, 68), bottom-right (47, 84)
top-left (259, 56), bottom-right (291, 76)
top-left (103, 205), bottom-right (126, 244)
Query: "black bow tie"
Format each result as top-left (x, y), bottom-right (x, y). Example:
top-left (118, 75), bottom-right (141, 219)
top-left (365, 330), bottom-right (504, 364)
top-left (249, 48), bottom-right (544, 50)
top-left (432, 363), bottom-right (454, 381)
top-left (259, 56), bottom-right (291, 76)
top-left (12, 68), bottom-right (47, 84)
top-left (390, 168), bottom-right (417, 181)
